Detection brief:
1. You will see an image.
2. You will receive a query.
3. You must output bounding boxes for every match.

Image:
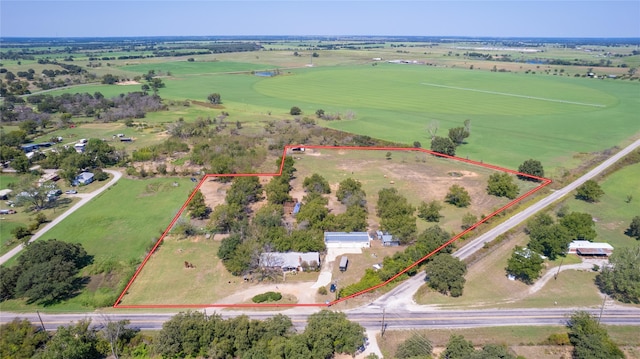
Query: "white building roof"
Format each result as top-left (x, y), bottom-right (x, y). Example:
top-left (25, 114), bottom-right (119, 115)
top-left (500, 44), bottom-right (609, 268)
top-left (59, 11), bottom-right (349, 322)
top-left (568, 241), bottom-right (613, 250)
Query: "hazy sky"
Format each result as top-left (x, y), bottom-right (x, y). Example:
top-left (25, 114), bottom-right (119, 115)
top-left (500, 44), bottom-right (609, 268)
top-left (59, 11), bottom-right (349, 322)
top-left (1, 0), bottom-right (639, 38)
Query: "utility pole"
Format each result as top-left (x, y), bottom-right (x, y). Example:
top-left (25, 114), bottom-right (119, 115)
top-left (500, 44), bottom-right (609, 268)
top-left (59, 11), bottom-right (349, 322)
top-left (554, 256), bottom-right (564, 280)
top-left (380, 307), bottom-right (386, 338)
top-left (598, 294), bottom-right (607, 324)
top-left (36, 310), bottom-right (46, 331)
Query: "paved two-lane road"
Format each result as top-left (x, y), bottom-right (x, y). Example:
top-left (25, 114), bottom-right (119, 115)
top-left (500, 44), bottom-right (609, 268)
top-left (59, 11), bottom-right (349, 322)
top-left (0, 169), bottom-right (122, 265)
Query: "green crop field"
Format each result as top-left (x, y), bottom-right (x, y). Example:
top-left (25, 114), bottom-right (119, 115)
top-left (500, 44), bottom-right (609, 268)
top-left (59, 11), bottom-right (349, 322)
top-left (43, 59), bottom-right (639, 174)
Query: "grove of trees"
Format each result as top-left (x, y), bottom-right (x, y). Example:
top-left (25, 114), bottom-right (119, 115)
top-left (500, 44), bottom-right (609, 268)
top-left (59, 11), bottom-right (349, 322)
top-left (595, 246), bottom-right (640, 304)
top-left (0, 239), bottom-right (91, 304)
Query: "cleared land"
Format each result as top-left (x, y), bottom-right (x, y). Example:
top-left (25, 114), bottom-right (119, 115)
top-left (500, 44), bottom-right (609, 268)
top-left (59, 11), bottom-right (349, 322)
top-left (120, 148), bottom-right (539, 306)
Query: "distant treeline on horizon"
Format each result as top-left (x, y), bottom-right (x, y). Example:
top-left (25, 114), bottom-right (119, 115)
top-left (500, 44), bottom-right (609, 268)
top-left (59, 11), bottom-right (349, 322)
top-left (1, 35), bottom-right (639, 46)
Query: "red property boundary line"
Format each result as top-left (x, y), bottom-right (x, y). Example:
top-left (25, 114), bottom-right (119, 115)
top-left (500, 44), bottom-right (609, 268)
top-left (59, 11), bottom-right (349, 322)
top-left (113, 145), bottom-right (551, 309)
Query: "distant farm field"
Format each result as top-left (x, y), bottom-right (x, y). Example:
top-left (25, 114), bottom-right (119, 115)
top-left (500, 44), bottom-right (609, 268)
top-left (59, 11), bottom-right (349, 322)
top-left (46, 62), bottom-right (640, 171)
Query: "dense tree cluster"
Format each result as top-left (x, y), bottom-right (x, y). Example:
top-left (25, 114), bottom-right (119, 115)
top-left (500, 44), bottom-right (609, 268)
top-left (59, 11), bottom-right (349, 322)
top-left (567, 311), bottom-right (624, 358)
top-left (424, 253), bottom-right (467, 297)
top-left (525, 211), bottom-right (595, 260)
top-left (486, 172), bottom-right (519, 199)
top-left (377, 188), bottom-right (416, 244)
top-left (596, 246), bottom-right (640, 304)
top-left (154, 310), bottom-right (365, 359)
top-left (340, 225), bottom-right (454, 298)
top-left (0, 239), bottom-right (91, 304)
top-left (443, 333), bottom-right (517, 359)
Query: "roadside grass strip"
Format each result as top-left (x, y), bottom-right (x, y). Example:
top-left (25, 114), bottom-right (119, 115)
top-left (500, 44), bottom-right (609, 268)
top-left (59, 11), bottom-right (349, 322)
top-left (420, 82), bottom-right (606, 108)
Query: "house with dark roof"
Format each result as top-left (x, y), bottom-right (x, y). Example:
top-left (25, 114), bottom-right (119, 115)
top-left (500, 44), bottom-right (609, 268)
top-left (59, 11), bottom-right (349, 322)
top-left (324, 232), bottom-right (371, 248)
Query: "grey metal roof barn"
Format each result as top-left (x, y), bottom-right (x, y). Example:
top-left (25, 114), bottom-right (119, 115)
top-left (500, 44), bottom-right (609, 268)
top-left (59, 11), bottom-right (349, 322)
top-left (324, 232), bottom-right (371, 248)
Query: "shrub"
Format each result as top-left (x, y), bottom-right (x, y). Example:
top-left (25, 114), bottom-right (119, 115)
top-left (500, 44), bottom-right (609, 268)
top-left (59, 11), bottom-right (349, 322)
top-left (252, 291), bottom-right (282, 303)
top-left (317, 286), bottom-right (328, 295)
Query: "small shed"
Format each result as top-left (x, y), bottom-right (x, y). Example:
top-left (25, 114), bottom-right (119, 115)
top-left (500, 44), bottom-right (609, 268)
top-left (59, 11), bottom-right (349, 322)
top-left (339, 256), bottom-right (349, 272)
top-left (382, 234), bottom-right (400, 247)
top-left (0, 189), bottom-right (12, 200)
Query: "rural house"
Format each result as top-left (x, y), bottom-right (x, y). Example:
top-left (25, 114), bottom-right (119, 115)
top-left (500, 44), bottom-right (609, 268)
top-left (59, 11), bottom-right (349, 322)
top-left (568, 241), bottom-right (613, 257)
top-left (73, 172), bottom-right (94, 186)
top-left (259, 252), bottom-right (320, 271)
top-left (324, 232), bottom-right (371, 248)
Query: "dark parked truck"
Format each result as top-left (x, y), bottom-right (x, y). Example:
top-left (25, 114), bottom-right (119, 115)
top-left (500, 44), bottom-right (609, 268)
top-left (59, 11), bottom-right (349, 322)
top-left (339, 256), bottom-right (349, 272)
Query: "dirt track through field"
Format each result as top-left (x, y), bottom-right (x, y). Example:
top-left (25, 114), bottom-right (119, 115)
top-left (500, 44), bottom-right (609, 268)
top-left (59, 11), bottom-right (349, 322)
top-left (420, 82), bottom-right (606, 107)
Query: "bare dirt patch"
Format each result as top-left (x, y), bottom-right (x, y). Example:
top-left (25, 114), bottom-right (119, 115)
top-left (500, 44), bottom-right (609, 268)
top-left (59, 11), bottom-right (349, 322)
top-left (116, 80), bottom-right (141, 85)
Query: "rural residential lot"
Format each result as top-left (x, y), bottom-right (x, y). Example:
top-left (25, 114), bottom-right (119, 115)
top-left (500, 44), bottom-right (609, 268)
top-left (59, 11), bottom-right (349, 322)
top-left (1, 35), bottom-right (639, 358)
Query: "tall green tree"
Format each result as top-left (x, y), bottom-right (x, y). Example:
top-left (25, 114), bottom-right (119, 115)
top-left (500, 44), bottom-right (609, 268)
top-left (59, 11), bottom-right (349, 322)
top-left (518, 158), bottom-right (545, 181)
top-left (506, 246), bottom-right (544, 284)
top-left (304, 310), bottom-right (365, 358)
top-left (0, 319), bottom-right (50, 359)
top-left (336, 177), bottom-right (366, 208)
top-left (567, 311), bottom-right (624, 359)
top-left (445, 184), bottom-right (471, 207)
top-left (560, 212), bottom-right (597, 241)
top-left (207, 93), bottom-right (221, 104)
top-left (417, 200), bottom-right (443, 222)
top-left (528, 223), bottom-right (572, 260)
top-left (430, 136), bottom-right (456, 156)
top-left (575, 180), bottom-right (604, 202)
top-left (625, 216), bottom-right (640, 240)
top-left (303, 173), bottom-right (331, 194)
top-left (486, 172), bottom-right (519, 199)
top-left (448, 126), bottom-right (470, 145)
top-left (187, 190), bottom-right (210, 219)
top-left (33, 319), bottom-right (101, 359)
top-left (395, 332), bottom-right (433, 359)
top-left (595, 246), bottom-right (640, 304)
top-left (424, 254), bottom-right (466, 297)
top-left (442, 334), bottom-right (475, 359)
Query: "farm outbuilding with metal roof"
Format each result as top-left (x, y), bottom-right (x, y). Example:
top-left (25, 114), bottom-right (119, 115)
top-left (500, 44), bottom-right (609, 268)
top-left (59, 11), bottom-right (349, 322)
top-left (324, 232), bottom-right (371, 248)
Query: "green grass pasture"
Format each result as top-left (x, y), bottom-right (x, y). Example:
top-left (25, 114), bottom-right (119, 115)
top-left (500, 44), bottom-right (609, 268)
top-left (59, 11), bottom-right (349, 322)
top-left (563, 164), bottom-right (640, 249)
top-left (0, 177), bottom-right (194, 311)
